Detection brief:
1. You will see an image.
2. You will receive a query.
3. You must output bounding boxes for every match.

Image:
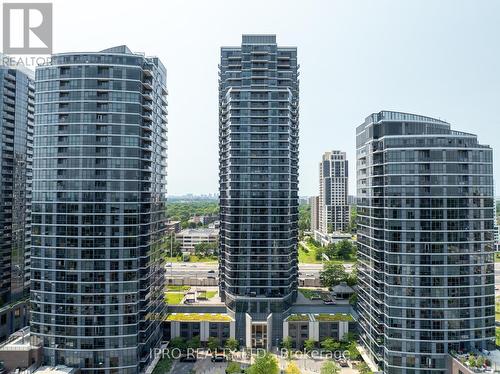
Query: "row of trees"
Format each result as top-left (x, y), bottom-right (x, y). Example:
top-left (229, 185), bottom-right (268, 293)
top-left (281, 334), bottom-right (359, 358)
top-left (163, 234), bottom-right (218, 259)
top-left (298, 203), bottom-right (311, 234)
top-left (193, 241), bottom-right (218, 257)
top-left (237, 352), bottom-right (343, 374)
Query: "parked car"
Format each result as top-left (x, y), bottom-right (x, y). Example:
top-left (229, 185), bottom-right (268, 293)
top-left (323, 299), bottom-right (336, 305)
top-left (180, 354), bottom-right (197, 362)
top-left (211, 354), bottom-right (227, 362)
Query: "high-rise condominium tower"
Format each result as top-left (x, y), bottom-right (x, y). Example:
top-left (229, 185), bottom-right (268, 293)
top-left (357, 111), bottom-right (495, 374)
top-left (0, 66), bottom-right (34, 341)
top-left (318, 150), bottom-right (349, 233)
top-left (31, 46), bottom-right (168, 373)
top-left (309, 196), bottom-right (320, 232)
top-left (219, 35), bottom-right (299, 348)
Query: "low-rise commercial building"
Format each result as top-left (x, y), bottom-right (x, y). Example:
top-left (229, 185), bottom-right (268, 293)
top-left (176, 228), bottom-right (219, 253)
top-left (313, 230), bottom-right (352, 247)
top-left (0, 328), bottom-right (41, 372)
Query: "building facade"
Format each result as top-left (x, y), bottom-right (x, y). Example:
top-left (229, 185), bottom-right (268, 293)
top-left (356, 111), bottom-right (495, 373)
top-left (31, 46), bottom-right (168, 373)
top-left (0, 67), bottom-right (34, 342)
top-left (318, 151), bottom-right (349, 234)
top-left (218, 35), bottom-right (299, 349)
top-left (309, 196), bottom-right (319, 233)
top-left (283, 313), bottom-right (356, 349)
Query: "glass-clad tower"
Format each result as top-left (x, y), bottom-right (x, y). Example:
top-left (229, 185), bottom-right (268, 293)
top-left (0, 66), bottom-right (34, 341)
top-left (31, 46), bottom-right (168, 373)
top-left (219, 35), bottom-right (299, 348)
top-left (356, 111), bottom-right (495, 373)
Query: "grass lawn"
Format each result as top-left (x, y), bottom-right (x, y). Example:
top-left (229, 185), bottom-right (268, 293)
top-left (196, 290), bottom-right (217, 300)
top-left (298, 241), bottom-right (355, 264)
top-left (314, 313), bottom-right (354, 322)
top-left (166, 285), bottom-right (191, 292)
top-left (166, 313), bottom-right (232, 322)
top-left (496, 297), bottom-right (500, 321)
top-left (286, 314), bottom-right (311, 322)
top-left (298, 242), bottom-right (321, 263)
top-left (497, 327), bottom-right (500, 347)
top-left (165, 292), bottom-right (184, 305)
top-left (204, 290), bottom-right (217, 299)
top-left (152, 356), bottom-right (173, 374)
top-left (495, 252), bottom-right (500, 263)
top-left (299, 288), bottom-right (320, 300)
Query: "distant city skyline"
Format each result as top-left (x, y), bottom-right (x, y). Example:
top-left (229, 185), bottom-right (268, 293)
top-left (45, 0), bottom-right (500, 197)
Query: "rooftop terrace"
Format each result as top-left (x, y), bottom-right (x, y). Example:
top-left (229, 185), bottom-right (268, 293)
top-left (166, 313), bottom-right (233, 323)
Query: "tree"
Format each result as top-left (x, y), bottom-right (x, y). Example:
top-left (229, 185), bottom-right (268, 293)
top-left (320, 361), bottom-right (340, 374)
top-left (315, 245), bottom-right (324, 261)
top-left (225, 337), bottom-right (239, 351)
top-left (323, 242), bottom-right (337, 259)
top-left (320, 338), bottom-right (340, 352)
top-left (349, 293), bottom-right (358, 305)
top-left (194, 241), bottom-right (218, 257)
top-left (247, 352), bottom-right (279, 374)
top-left (164, 234), bottom-right (182, 257)
top-left (347, 265), bottom-right (358, 286)
top-left (303, 338), bottom-right (316, 352)
top-left (347, 341), bottom-right (360, 360)
top-left (285, 362), bottom-right (302, 374)
top-left (225, 338), bottom-right (239, 361)
top-left (336, 240), bottom-right (354, 260)
top-left (226, 362), bottom-right (241, 374)
top-left (207, 336), bottom-right (219, 353)
top-left (298, 203), bottom-right (310, 232)
top-left (281, 337), bottom-right (294, 360)
top-left (320, 262), bottom-right (348, 287)
top-left (186, 336), bottom-right (201, 350)
top-left (169, 336), bottom-right (186, 351)
top-left (357, 362), bottom-right (372, 374)
top-left (344, 332), bottom-right (358, 342)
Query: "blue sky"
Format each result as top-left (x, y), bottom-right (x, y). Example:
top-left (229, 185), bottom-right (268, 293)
top-left (51, 0), bottom-right (500, 196)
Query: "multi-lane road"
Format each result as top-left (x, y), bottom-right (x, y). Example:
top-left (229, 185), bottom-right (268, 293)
top-left (168, 262), bottom-right (498, 292)
top-left (165, 262), bottom-right (354, 279)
